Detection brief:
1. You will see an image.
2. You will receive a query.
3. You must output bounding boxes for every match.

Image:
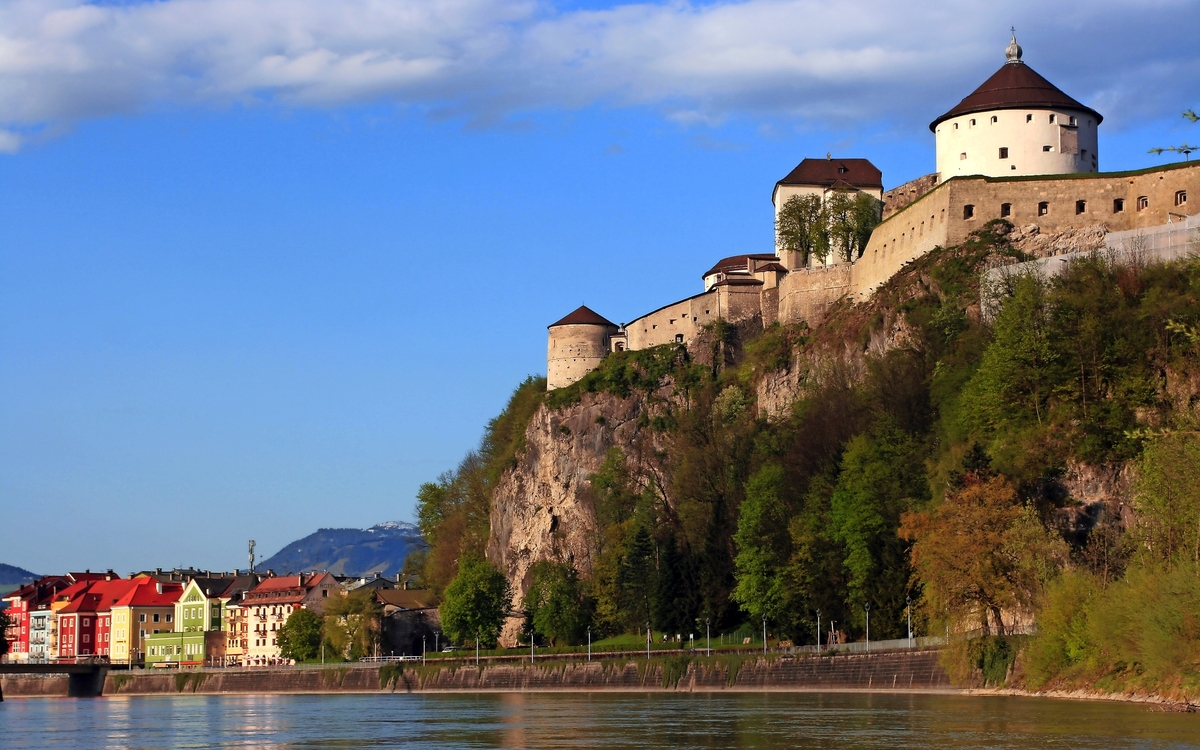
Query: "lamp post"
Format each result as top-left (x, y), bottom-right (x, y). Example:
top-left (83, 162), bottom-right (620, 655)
top-left (646, 622), bottom-right (651, 660)
top-left (816, 610), bottom-right (821, 655)
top-left (587, 626), bottom-right (592, 662)
top-left (705, 619), bottom-right (710, 657)
top-left (476, 630), bottom-right (480, 666)
top-left (864, 602), bottom-right (871, 653)
top-left (531, 633), bottom-right (535, 664)
top-left (422, 635), bottom-right (426, 666)
top-left (906, 596), bottom-right (912, 647)
top-left (435, 632), bottom-right (439, 653)
top-left (762, 614), bottom-right (767, 656)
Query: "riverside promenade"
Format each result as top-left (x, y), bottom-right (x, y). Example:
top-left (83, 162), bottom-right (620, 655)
top-left (0, 648), bottom-right (953, 698)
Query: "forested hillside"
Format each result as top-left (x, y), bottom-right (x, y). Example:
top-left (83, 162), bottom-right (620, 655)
top-left (409, 220), bottom-right (1200, 696)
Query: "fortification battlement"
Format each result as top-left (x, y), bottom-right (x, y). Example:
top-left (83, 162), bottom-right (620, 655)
top-left (545, 37), bottom-right (1200, 390)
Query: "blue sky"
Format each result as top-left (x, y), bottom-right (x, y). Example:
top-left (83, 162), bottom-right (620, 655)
top-left (2, 0), bottom-right (1198, 575)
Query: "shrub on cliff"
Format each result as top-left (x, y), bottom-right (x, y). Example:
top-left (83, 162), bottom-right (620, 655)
top-left (440, 556), bottom-right (512, 648)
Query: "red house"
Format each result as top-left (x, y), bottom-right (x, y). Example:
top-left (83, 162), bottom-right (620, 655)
top-left (55, 577), bottom-right (137, 661)
top-left (2, 574), bottom-right (99, 662)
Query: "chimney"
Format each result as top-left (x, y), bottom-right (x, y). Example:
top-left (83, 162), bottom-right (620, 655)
top-left (402, 580), bottom-right (408, 590)
top-left (156, 582), bottom-right (162, 594)
top-left (826, 152), bottom-right (831, 160)
top-left (395, 572), bottom-right (402, 584)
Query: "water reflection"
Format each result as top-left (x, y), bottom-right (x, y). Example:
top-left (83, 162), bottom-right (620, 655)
top-left (1, 691), bottom-right (1196, 749)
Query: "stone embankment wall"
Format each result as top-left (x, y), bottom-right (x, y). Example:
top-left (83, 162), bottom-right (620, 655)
top-left (0, 650), bottom-right (952, 698)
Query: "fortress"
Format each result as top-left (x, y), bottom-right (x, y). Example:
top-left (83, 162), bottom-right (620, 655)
top-left (547, 36), bottom-right (1200, 389)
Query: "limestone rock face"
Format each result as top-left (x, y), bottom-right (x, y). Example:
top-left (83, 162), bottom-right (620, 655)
top-left (486, 387), bottom-right (675, 645)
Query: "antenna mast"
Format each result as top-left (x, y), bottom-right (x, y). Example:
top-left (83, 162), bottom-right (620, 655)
top-left (248, 540), bottom-right (256, 573)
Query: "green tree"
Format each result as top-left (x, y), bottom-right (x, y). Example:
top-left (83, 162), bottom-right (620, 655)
top-left (439, 556), bottom-right (512, 648)
top-left (1132, 433), bottom-right (1200, 566)
top-left (732, 464), bottom-right (791, 623)
top-left (618, 526), bottom-right (656, 628)
top-left (524, 560), bottom-right (587, 646)
top-left (0, 609), bottom-right (11, 657)
top-left (323, 591), bottom-right (384, 660)
top-left (830, 422), bottom-right (928, 635)
top-left (651, 535), bottom-right (695, 635)
top-left (277, 608), bottom-right (323, 662)
top-left (775, 194), bottom-right (827, 267)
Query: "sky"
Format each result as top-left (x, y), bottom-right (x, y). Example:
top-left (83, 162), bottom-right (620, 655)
top-left (2, 0), bottom-right (1198, 576)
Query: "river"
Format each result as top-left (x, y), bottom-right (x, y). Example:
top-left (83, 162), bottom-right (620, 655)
top-left (2, 692), bottom-right (1196, 748)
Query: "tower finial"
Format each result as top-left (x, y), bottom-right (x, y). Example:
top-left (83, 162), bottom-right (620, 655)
top-left (1005, 29), bottom-right (1023, 63)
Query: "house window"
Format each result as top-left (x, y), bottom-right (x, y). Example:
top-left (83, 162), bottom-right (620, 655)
top-left (1137, 196), bottom-right (1149, 211)
top-left (1000, 203), bottom-right (1012, 217)
top-left (1113, 198), bottom-right (1125, 213)
top-left (675, 334), bottom-right (684, 343)
top-left (83, 618), bottom-right (90, 627)
top-left (322, 590), bottom-right (329, 598)
top-left (153, 614), bottom-right (160, 623)
top-left (963, 205), bottom-right (975, 220)
top-left (1038, 202), bottom-right (1049, 216)
top-left (139, 614), bottom-right (146, 623)
top-left (1069, 116), bottom-right (1077, 126)
top-left (959, 152), bottom-right (967, 160)
top-left (83, 634), bottom-right (90, 643)
top-left (999, 147), bottom-right (1009, 159)
top-left (1176, 190), bottom-right (1188, 206)
top-left (166, 614), bottom-right (173, 623)
top-left (953, 123), bottom-right (959, 130)
top-left (1043, 145), bottom-right (1053, 152)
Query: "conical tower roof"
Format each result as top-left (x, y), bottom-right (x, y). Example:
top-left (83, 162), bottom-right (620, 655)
top-left (548, 305), bottom-right (616, 328)
top-left (930, 42), bottom-right (1101, 132)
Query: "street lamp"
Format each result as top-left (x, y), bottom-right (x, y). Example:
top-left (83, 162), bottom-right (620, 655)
top-left (762, 614), bottom-right (767, 656)
top-left (587, 626), bottom-right (592, 661)
top-left (816, 610), bottom-right (821, 655)
top-left (864, 602), bottom-right (871, 653)
top-left (705, 618), bottom-right (710, 657)
top-left (906, 596), bottom-right (912, 647)
top-left (646, 622), bottom-right (651, 660)
top-left (476, 630), bottom-right (480, 666)
top-left (422, 635), bottom-right (426, 666)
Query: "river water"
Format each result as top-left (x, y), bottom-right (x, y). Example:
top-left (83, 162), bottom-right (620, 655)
top-left (1, 692), bottom-right (1196, 749)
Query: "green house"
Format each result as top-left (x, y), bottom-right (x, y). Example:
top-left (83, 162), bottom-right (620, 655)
top-left (176, 578), bottom-right (230, 633)
top-left (143, 630), bottom-right (220, 667)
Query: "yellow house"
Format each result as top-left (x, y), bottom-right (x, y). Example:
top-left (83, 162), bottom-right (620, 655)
top-left (109, 578), bottom-right (183, 666)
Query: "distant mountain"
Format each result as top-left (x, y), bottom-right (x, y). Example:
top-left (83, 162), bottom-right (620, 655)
top-left (257, 522), bottom-right (425, 579)
top-left (0, 563), bottom-right (40, 591)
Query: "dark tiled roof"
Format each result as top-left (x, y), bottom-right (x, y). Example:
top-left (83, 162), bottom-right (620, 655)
top-left (755, 262), bottom-right (787, 273)
top-left (703, 254), bottom-right (779, 278)
top-left (549, 305), bottom-right (617, 328)
top-left (712, 277), bottom-right (764, 288)
top-left (776, 158), bottom-right (883, 190)
top-left (930, 61), bottom-right (1102, 131)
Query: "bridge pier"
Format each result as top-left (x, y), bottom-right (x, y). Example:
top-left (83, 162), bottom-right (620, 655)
top-left (67, 668), bottom-right (108, 697)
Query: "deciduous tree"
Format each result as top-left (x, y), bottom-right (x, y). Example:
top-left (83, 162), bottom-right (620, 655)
top-left (277, 608), bottom-right (323, 662)
top-left (439, 556), bottom-right (512, 648)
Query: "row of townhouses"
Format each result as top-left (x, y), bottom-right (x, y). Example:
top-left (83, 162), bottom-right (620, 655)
top-left (2, 569), bottom-right (437, 668)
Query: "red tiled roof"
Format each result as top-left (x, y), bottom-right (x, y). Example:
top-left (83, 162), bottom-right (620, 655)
top-left (113, 579), bottom-right (183, 608)
top-left (548, 305), bottom-right (617, 328)
top-left (930, 61), bottom-right (1102, 131)
top-left (58, 579), bottom-right (138, 614)
top-left (775, 158), bottom-right (882, 190)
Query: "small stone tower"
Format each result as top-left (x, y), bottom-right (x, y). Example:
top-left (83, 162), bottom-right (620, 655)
top-left (547, 305), bottom-right (618, 390)
top-left (931, 33), bottom-right (1102, 181)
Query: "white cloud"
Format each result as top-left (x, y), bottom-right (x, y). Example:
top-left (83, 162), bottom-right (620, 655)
top-left (0, 0), bottom-right (1196, 148)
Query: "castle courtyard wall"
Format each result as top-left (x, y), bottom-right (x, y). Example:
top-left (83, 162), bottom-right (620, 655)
top-left (777, 264), bottom-right (853, 327)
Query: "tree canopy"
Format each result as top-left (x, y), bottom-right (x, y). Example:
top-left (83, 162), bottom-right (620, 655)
top-left (439, 556), bottom-right (512, 647)
top-left (277, 608), bottom-right (323, 662)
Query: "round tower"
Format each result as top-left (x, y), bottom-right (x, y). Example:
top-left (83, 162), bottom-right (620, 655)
top-left (932, 34), bottom-right (1102, 182)
top-left (547, 305), bottom-right (618, 390)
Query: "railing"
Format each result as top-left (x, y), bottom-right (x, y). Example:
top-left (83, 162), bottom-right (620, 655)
top-left (359, 655), bottom-right (423, 663)
top-left (786, 635), bottom-right (946, 654)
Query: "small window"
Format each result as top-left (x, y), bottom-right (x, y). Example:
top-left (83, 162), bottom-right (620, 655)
top-left (83, 618), bottom-right (90, 627)
top-left (1076, 200), bottom-right (1087, 215)
top-left (1069, 116), bottom-right (1077, 126)
top-left (959, 152), bottom-right (967, 160)
top-left (674, 334), bottom-right (684, 343)
top-left (153, 614), bottom-right (160, 623)
top-left (1000, 203), bottom-right (1012, 217)
top-left (322, 589), bottom-right (329, 597)
top-left (969, 118), bottom-right (976, 126)
top-left (963, 204), bottom-right (975, 220)
top-left (1043, 145), bottom-right (1053, 152)
top-left (838, 165), bottom-right (848, 174)
top-left (991, 116), bottom-right (998, 123)
top-left (1049, 114), bottom-right (1056, 124)
top-left (1113, 198), bottom-right (1125, 213)
top-left (1176, 190), bottom-right (1187, 206)
top-left (1038, 202), bottom-right (1049, 216)
top-left (1137, 196), bottom-right (1149, 211)
top-left (1026, 114), bottom-right (1033, 122)
top-left (953, 123), bottom-right (959, 130)
top-left (139, 614), bottom-right (146, 623)
top-left (999, 147), bottom-right (1009, 159)
top-left (166, 614), bottom-right (173, 623)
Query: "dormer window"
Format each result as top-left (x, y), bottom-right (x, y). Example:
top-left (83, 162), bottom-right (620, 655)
top-left (838, 166), bottom-right (848, 174)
